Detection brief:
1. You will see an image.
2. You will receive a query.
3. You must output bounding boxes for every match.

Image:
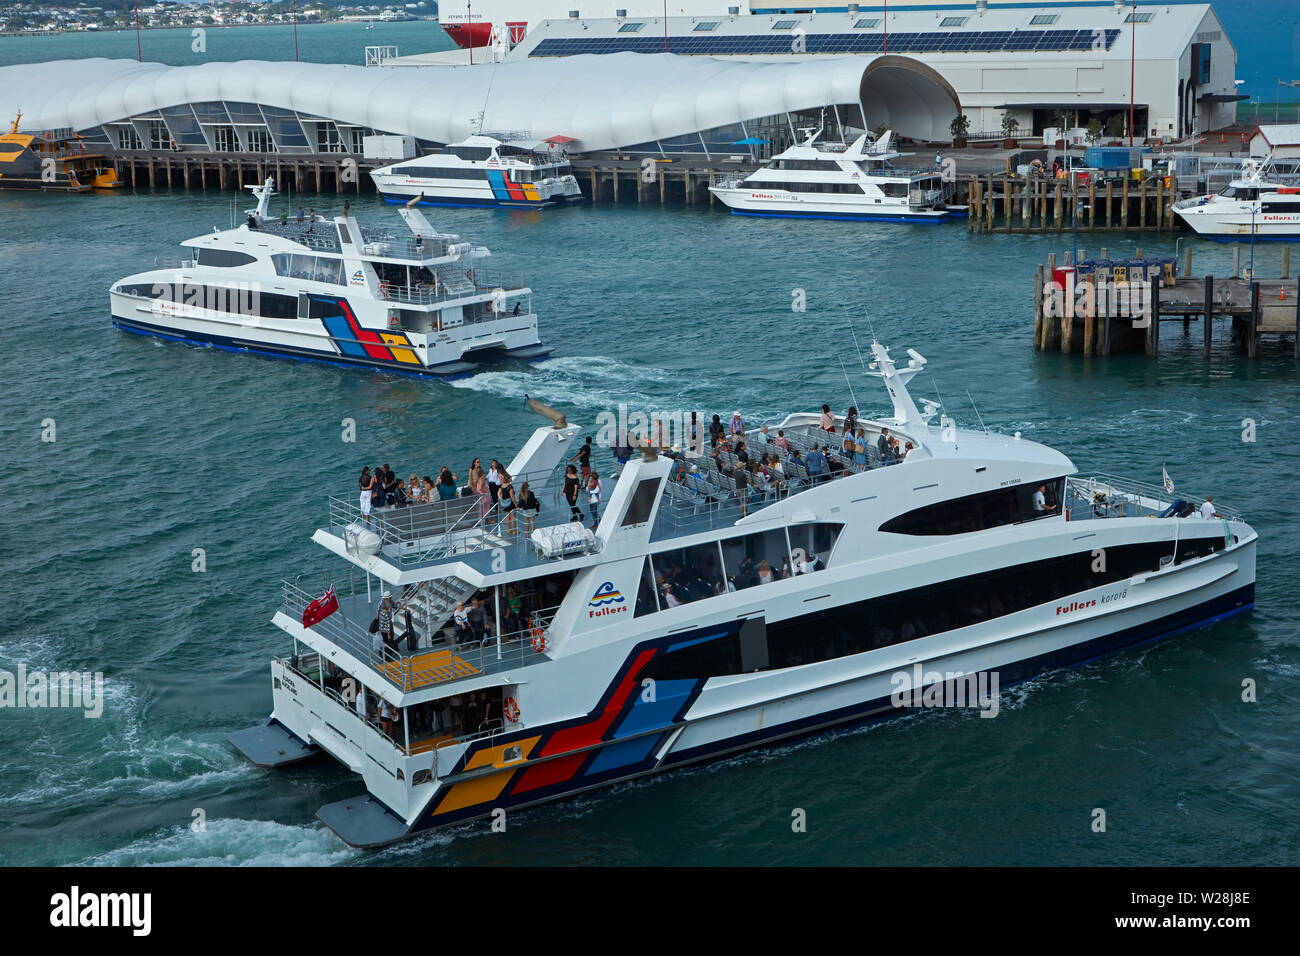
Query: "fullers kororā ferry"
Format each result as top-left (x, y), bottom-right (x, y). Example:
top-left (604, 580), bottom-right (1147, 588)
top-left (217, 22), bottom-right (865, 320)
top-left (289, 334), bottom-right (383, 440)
top-left (230, 343), bottom-right (1256, 847)
top-left (109, 178), bottom-right (552, 378)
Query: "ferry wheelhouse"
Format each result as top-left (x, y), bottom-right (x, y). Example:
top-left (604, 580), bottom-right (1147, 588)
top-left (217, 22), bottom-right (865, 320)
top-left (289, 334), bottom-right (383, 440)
top-left (109, 179), bottom-right (552, 378)
top-left (231, 343), bottom-right (1255, 846)
top-left (371, 135), bottom-right (584, 209)
top-left (709, 129), bottom-right (963, 222)
top-left (1173, 154), bottom-right (1300, 239)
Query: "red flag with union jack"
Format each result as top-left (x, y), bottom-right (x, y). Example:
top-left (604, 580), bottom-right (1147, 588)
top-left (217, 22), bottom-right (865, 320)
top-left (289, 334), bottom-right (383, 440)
top-left (302, 586), bottom-right (339, 629)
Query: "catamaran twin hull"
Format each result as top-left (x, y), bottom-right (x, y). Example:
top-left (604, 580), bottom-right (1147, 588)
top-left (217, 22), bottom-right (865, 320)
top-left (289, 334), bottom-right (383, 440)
top-left (298, 549), bottom-right (1252, 846)
top-left (109, 288), bottom-right (548, 379)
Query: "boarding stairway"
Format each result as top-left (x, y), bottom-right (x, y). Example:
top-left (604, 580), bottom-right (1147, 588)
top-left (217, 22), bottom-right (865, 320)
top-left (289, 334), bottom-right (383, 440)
top-left (395, 574), bottom-right (477, 647)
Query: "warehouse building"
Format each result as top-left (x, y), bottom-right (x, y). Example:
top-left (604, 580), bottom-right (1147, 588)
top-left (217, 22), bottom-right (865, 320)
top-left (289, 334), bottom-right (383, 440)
top-left (503, 1), bottom-right (1241, 140)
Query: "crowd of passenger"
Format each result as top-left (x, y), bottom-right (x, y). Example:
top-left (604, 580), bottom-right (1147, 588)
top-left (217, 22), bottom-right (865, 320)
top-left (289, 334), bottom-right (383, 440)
top-left (357, 459), bottom-right (550, 534)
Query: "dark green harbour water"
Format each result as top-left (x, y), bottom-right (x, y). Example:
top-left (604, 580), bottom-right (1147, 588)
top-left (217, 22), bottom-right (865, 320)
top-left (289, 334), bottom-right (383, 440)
top-left (0, 22), bottom-right (1297, 867)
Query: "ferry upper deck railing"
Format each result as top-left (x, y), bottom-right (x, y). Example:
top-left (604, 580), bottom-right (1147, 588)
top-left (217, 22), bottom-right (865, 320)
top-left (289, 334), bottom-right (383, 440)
top-left (282, 577), bottom-right (556, 693)
top-left (250, 219), bottom-right (342, 253)
top-left (327, 466), bottom-right (564, 568)
top-left (1066, 474), bottom-right (1242, 522)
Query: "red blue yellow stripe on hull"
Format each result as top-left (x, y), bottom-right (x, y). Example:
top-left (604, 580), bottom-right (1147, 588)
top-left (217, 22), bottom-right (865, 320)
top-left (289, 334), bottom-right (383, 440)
top-left (316, 581), bottom-right (1253, 846)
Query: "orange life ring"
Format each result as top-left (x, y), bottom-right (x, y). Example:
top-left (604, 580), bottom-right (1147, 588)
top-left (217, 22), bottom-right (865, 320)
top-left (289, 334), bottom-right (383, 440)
top-left (530, 627), bottom-right (545, 653)
top-left (379, 280), bottom-right (390, 297)
top-left (504, 696), bottom-right (520, 723)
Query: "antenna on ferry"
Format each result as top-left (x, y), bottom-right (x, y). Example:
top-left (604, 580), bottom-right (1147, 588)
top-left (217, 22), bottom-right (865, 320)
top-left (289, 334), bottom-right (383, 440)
top-left (965, 388), bottom-right (990, 434)
top-left (847, 318), bottom-right (868, 372)
top-left (838, 356), bottom-right (860, 410)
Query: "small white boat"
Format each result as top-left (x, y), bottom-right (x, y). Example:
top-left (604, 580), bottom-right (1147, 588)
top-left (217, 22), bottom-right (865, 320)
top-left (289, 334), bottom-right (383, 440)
top-left (109, 178), bottom-right (553, 378)
top-left (371, 134), bottom-right (584, 209)
top-left (1173, 154), bottom-right (1300, 239)
top-left (709, 128), bottom-right (963, 223)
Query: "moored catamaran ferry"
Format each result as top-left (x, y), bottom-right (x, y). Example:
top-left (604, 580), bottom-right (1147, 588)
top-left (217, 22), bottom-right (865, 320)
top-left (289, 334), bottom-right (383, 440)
top-left (709, 129), bottom-right (963, 222)
top-left (109, 178), bottom-right (552, 378)
top-left (230, 343), bottom-right (1255, 847)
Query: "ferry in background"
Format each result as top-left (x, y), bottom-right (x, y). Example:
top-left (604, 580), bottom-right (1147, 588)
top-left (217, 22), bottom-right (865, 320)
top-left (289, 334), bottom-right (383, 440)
top-left (109, 179), bottom-right (552, 378)
top-left (710, 129), bottom-right (962, 222)
top-left (371, 135), bottom-right (584, 208)
top-left (1173, 154), bottom-right (1300, 239)
top-left (230, 342), bottom-right (1255, 847)
top-left (0, 112), bottom-right (120, 192)
top-left (439, 0), bottom-right (751, 49)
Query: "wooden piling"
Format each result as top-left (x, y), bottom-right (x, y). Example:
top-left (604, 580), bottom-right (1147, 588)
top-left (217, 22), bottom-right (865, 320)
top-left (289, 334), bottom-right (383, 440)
top-left (1248, 281), bottom-right (1260, 357)
top-left (1033, 264), bottom-right (1044, 348)
top-left (1185, 245), bottom-right (1192, 279)
top-left (1203, 275), bottom-right (1214, 359)
top-left (1283, 247), bottom-right (1291, 279)
top-left (1082, 279), bottom-right (1095, 355)
top-left (1120, 176), bottom-right (1129, 230)
top-left (1147, 279), bottom-right (1160, 356)
top-left (1233, 245), bottom-right (1241, 278)
top-left (1004, 177), bottom-right (1011, 233)
top-left (1088, 178), bottom-right (1096, 231)
top-left (1104, 181), bottom-right (1112, 228)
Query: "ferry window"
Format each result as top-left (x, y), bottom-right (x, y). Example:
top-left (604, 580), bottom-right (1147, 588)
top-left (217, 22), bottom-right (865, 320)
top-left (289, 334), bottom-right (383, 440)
top-left (653, 541), bottom-right (725, 605)
top-left (694, 21), bottom-right (720, 31)
top-left (452, 146), bottom-right (493, 162)
top-left (765, 541), bottom-right (1181, 671)
top-left (196, 248), bottom-right (258, 268)
top-left (1029, 14), bottom-right (1058, 25)
top-left (878, 182), bottom-right (909, 198)
top-left (635, 557), bottom-right (660, 616)
top-left (618, 22), bottom-right (645, 32)
top-left (721, 528), bottom-right (790, 589)
top-left (939, 16), bottom-right (968, 26)
top-left (1261, 200), bottom-right (1300, 213)
top-left (853, 18), bottom-right (880, 28)
top-left (620, 477), bottom-right (662, 527)
top-left (879, 478), bottom-right (1066, 536)
top-left (788, 523), bottom-right (840, 572)
top-left (641, 632), bottom-right (741, 683)
top-left (772, 19), bottom-right (799, 30)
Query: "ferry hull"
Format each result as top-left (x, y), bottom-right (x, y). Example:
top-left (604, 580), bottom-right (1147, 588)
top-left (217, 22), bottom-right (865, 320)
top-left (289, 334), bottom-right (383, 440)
top-left (710, 188), bottom-right (957, 223)
top-left (111, 310), bottom-right (551, 379)
top-left (305, 542), bottom-right (1254, 847)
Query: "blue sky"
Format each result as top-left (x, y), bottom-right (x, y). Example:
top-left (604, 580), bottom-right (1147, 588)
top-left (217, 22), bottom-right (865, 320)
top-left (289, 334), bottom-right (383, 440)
top-left (1209, 0), bottom-right (1299, 97)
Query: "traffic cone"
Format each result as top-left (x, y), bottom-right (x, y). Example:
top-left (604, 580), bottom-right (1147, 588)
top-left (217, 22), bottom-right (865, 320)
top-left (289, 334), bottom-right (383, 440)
top-left (1282, 285), bottom-right (1287, 301)
top-left (1220, 134), bottom-right (1224, 143)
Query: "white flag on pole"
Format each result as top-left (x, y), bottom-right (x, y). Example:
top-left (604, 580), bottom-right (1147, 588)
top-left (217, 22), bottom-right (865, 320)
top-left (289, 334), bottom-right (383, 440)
top-left (1162, 464), bottom-right (1175, 495)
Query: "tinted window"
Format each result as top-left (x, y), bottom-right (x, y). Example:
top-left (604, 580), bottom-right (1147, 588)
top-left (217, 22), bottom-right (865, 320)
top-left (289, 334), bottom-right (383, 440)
top-left (641, 631), bottom-right (741, 682)
top-left (880, 478), bottom-right (1065, 536)
top-left (621, 477), bottom-right (662, 527)
top-left (196, 248), bottom-right (258, 268)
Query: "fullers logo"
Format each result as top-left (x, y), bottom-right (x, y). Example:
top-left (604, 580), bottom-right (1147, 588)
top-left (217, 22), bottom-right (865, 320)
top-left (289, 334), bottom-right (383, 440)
top-left (349, 269), bottom-right (365, 286)
top-left (588, 581), bottom-right (627, 619)
top-left (1056, 598), bottom-right (1097, 616)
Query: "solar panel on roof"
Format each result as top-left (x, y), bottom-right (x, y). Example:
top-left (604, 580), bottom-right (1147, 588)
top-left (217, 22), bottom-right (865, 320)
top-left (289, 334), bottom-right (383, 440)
top-left (527, 26), bottom-right (1122, 57)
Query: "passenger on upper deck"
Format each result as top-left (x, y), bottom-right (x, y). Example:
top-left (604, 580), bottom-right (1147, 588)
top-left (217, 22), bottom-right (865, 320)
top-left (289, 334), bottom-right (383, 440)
top-left (730, 411), bottom-right (745, 437)
top-left (877, 428), bottom-right (891, 459)
top-left (819, 405), bottom-right (835, 433)
top-left (1201, 496), bottom-right (1220, 520)
top-left (709, 414), bottom-right (725, 448)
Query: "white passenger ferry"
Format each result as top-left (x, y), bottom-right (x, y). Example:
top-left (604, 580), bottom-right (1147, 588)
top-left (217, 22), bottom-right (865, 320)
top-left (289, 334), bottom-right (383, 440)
top-left (1173, 155), bottom-right (1300, 239)
top-left (230, 343), bottom-right (1255, 846)
top-left (709, 129), bottom-right (963, 222)
top-left (109, 179), bottom-right (553, 377)
top-left (371, 135), bottom-right (584, 209)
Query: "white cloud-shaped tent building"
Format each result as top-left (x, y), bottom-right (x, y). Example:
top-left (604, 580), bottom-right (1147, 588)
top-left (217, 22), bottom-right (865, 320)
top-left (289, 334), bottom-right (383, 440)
top-left (0, 52), bottom-right (960, 156)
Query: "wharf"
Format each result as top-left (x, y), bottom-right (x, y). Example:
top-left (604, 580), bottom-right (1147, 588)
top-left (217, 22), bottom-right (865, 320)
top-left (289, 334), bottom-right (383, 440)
top-left (1033, 244), bottom-right (1300, 359)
